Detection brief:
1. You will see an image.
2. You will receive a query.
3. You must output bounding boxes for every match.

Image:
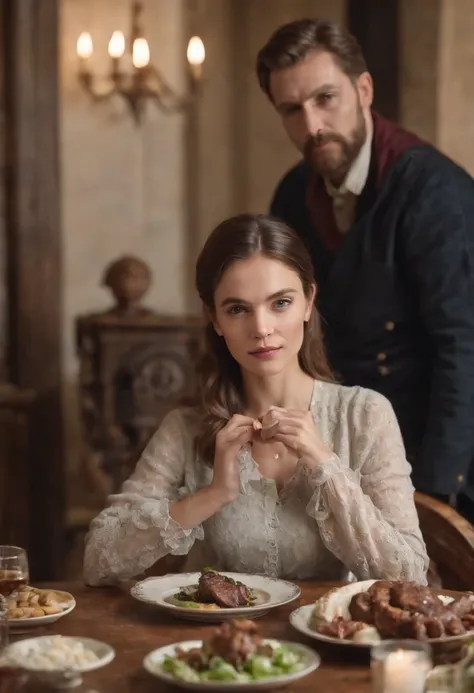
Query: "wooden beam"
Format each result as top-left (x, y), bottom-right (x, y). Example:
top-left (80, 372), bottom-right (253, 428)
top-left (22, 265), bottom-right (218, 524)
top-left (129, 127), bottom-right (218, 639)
top-left (2, 0), bottom-right (64, 579)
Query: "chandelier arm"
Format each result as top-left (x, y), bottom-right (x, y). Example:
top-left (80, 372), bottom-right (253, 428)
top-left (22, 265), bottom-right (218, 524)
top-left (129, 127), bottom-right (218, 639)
top-left (78, 73), bottom-right (119, 102)
top-left (146, 65), bottom-right (199, 109)
top-left (147, 86), bottom-right (194, 113)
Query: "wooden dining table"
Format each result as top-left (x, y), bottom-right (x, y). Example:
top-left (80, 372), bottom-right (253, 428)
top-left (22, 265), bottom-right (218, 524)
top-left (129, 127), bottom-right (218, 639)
top-left (8, 580), bottom-right (373, 692)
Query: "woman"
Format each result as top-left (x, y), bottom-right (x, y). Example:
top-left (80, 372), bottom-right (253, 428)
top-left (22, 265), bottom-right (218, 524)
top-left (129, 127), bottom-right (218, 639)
top-left (83, 214), bottom-right (428, 586)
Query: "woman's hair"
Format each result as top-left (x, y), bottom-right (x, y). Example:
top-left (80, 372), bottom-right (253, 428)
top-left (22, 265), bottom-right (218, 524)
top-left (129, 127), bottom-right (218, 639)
top-left (194, 213), bottom-right (334, 464)
top-left (256, 18), bottom-right (367, 100)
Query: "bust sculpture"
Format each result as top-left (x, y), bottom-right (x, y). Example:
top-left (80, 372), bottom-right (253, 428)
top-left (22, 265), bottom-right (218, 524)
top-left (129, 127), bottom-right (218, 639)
top-left (101, 255), bottom-right (153, 317)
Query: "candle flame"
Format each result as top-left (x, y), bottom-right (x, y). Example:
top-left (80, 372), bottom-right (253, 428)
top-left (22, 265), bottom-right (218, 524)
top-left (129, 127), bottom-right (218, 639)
top-left (108, 31), bottom-right (125, 59)
top-left (132, 38), bottom-right (150, 68)
top-left (77, 32), bottom-right (93, 59)
top-left (187, 36), bottom-right (205, 66)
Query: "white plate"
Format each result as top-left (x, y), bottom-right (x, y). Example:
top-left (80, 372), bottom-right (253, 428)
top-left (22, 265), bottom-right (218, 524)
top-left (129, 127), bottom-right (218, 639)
top-left (290, 604), bottom-right (371, 649)
top-left (8, 590), bottom-right (76, 632)
top-left (1, 635), bottom-right (115, 689)
top-left (131, 572), bottom-right (300, 622)
top-left (143, 638), bottom-right (321, 691)
top-left (290, 603), bottom-right (474, 649)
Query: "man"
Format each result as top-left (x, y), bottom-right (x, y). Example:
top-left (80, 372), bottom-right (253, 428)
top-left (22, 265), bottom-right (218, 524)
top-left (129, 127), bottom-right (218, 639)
top-left (256, 17), bottom-right (474, 512)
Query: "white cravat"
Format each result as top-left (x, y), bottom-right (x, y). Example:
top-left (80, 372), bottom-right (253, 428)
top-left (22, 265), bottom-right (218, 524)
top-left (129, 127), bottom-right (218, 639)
top-left (324, 118), bottom-right (374, 233)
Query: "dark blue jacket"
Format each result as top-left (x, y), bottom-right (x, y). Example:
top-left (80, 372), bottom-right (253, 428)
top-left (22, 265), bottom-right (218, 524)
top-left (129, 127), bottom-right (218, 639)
top-left (271, 121), bottom-right (474, 499)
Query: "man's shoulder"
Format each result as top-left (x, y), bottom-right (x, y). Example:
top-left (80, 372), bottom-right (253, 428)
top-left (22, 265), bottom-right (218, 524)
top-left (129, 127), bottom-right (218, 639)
top-left (384, 140), bottom-right (474, 190)
top-left (271, 160), bottom-right (310, 208)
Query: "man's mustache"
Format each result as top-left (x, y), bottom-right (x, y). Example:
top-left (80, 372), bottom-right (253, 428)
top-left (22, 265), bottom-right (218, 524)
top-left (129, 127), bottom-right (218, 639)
top-left (304, 130), bottom-right (345, 157)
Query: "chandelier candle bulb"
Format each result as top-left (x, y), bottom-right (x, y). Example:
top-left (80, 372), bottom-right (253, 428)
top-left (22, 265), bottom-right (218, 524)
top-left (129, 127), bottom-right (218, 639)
top-left (108, 31), bottom-right (125, 78)
top-left (76, 32), bottom-right (93, 72)
top-left (132, 37), bottom-right (150, 69)
top-left (108, 31), bottom-right (125, 59)
top-left (187, 36), bottom-right (205, 81)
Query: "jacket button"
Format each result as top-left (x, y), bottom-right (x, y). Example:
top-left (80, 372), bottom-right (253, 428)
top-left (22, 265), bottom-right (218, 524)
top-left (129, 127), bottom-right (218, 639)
top-left (378, 365), bottom-right (390, 376)
top-left (377, 352), bottom-right (387, 361)
top-left (385, 320), bottom-right (395, 331)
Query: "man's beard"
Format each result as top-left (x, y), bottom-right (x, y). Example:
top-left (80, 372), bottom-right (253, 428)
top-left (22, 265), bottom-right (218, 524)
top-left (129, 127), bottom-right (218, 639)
top-left (304, 105), bottom-right (367, 185)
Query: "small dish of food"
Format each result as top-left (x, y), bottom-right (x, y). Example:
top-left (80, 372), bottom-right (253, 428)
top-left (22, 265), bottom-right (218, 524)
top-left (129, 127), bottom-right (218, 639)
top-left (5, 585), bottom-right (76, 631)
top-left (0, 634), bottom-right (115, 689)
top-left (143, 618), bottom-right (320, 691)
top-left (290, 579), bottom-right (474, 660)
top-left (131, 568), bottom-right (300, 622)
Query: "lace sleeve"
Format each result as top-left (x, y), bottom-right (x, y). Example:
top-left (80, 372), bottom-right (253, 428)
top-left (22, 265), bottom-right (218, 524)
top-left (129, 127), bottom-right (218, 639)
top-left (83, 408), bottom-right (204, 586)
top-left (305, 391), bottom-right (429, 583)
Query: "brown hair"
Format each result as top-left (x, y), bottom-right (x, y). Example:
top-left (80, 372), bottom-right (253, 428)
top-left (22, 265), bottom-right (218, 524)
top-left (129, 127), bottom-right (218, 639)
top-left (256, 18), bottom-right (367, 100)
top-left (194, 213), bottom-right (334, 463)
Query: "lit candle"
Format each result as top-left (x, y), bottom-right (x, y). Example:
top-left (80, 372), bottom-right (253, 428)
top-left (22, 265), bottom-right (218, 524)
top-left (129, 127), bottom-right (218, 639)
top-left (187, 36), bottom-right (205, 81)
top-left (132, 38), bottom-right (150, 69)
top-left (108, 30), bottom-right (125, 78)
top-left (77, 32), bottom-right (93, 63)
top-left (108, 31), bottom-right (125, 59)
top-left (383, 650), bottom-right (428, 693)
top-left (371, 641), bottom-right (431, 693)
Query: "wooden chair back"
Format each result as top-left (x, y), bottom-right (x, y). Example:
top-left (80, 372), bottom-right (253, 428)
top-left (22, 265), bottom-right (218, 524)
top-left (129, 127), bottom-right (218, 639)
top-left (415, 491), bottom-right (474, 590)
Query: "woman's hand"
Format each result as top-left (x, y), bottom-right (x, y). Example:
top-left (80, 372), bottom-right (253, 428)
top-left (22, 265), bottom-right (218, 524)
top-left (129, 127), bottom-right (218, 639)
top-left (210, 414), bottom-right (254, 502)
top-left (267, 407), bottom-right (334, 465)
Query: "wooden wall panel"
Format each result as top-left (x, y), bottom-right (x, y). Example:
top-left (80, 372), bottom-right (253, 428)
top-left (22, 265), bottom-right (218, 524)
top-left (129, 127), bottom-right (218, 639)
top-left (1, 0), bottom-right (64, 579)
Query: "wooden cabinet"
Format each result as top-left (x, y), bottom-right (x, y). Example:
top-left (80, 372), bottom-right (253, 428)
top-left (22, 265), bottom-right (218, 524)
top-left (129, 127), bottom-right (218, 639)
top-left (76, 306), bottom-right (203, 497)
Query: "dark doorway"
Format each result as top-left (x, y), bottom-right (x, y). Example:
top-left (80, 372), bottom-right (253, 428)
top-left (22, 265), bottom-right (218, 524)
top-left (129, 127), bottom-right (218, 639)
top-left (348, 0), bottom-right (400, 122)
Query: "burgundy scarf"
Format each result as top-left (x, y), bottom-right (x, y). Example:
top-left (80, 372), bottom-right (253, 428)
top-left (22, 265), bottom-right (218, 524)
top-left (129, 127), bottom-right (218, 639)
top-left (305, 111), bottom-right (423, 252)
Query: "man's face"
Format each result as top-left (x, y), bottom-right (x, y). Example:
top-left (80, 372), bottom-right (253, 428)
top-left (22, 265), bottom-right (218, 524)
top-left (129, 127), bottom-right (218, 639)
top-left (269, 50), bottom-right (373, 183)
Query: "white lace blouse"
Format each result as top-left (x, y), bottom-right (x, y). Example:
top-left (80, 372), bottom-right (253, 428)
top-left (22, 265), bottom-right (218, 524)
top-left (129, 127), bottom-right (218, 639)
top-left (83, 380), bottom-right (429, 586)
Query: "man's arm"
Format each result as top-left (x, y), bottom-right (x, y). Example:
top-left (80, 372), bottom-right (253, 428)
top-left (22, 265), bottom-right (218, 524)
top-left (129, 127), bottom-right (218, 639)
top-left (404, 160), bottom-right (474, 497)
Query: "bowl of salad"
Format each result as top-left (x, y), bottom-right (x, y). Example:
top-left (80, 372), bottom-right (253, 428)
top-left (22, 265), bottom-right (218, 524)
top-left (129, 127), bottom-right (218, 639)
top-left (143, 618), bottom-right (320, 691)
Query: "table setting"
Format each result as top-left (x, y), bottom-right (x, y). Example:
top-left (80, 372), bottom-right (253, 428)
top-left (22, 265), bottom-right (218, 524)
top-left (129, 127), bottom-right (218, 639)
top-left (1, 546), bottom-right (474, 692)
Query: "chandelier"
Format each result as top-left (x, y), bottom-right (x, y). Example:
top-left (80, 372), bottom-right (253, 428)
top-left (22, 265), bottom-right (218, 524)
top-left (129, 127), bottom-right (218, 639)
top-left (76, 1), bottom-right (205, 124)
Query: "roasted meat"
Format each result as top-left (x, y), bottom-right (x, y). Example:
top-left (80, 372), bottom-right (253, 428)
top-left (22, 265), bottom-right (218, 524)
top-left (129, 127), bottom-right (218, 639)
top-left (319, 580), bottom-right (474, 642)
top-left (175, 647), bottom-right (208, 671)
top-left (372, 600), bottom-right (414, 638)
top-left (197, 571), bottom-right (253, 608)
top-left (318, 616), bottom-right (365, 639)
top-left (366, 580), bottom-right (392, 603)
top-left (446, 595), bottom-right (473, 618)
top-left (398, 613), bottom-right (428, 640)
top-left (203, 619), bottom-right (262, 667)
top-left (390, 581), bottom-right (445, 616)
top-left (349, 592), bottom-right (374, 623)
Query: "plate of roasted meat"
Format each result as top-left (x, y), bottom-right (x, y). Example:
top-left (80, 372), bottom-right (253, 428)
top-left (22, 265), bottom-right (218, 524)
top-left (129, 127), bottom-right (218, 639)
top-left (290, 579), bottom-right (474, 649)
top-left (131, 568), bottom-right (301, 622)
top-left (143, 617), bottom-right (320, 690)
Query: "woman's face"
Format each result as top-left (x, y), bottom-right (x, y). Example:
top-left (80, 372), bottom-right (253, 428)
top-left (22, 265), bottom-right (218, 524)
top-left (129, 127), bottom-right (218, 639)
top-left (212, 254), bottom-right (315, 377)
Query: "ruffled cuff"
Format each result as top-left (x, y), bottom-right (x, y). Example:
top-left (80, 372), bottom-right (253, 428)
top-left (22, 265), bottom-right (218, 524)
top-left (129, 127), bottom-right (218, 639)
top-left (302, 453), bottom-right (342, 485)
top-left (302, 454), bottom-right (361, 522)
top-left (137, 498), bottom-right (204, 555)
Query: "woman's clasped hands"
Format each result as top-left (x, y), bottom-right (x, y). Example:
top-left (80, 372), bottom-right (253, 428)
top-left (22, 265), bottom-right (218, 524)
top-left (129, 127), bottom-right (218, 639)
top-left (210, 407), bottom-right (334, 502)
